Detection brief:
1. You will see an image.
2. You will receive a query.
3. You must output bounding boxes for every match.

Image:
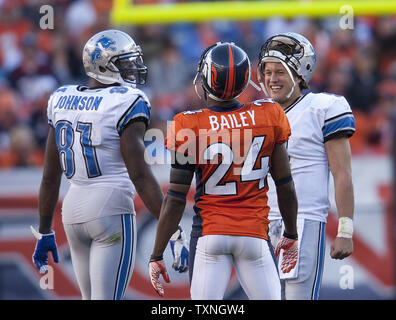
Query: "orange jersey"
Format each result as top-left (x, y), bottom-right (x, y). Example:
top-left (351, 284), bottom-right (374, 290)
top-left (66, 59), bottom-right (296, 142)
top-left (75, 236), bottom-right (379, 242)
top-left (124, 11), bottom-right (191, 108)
top-left (166, 100), bottom-right (291, 240)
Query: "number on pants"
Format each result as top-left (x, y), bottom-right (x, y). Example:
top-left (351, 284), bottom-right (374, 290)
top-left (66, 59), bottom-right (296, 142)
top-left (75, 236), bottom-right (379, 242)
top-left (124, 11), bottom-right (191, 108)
top-left (55, 121), bottom-right (101, 179)
top-left (203, 136), bottom-right (269, 195)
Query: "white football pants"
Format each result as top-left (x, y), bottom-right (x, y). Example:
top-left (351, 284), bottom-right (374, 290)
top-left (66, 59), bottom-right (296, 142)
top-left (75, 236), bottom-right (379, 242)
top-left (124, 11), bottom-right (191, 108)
top-left (190, 234), bottom-right (281, 300)
top-left (63, 214), bottom-right (136, 300)
top-left (268, 218), bottom-right (326, 300)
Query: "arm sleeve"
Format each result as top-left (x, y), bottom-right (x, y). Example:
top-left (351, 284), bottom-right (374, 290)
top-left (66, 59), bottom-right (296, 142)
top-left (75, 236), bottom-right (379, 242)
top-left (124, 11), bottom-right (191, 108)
top-left (116, 95), bottom-right (151, 136)
top-left (165, 116), bottom-right (180, 152)
top-left (323, 96), bottom-right (355, 143)
top-left (166, 113), bottom-right (197, 170)
top-left (165, 113), bottom-right (195, 152)
top-left (47, 93), bottom-right (55, 128)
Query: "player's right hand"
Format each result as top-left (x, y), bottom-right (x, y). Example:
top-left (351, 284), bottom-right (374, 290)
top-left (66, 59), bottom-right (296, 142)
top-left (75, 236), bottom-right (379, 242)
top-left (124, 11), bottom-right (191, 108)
top-left (31, 226), bottom-right (59, 274)
top-left (275, 235), bottom-right (298, 273)
top-left (149, 258), bottom-right (170, 297)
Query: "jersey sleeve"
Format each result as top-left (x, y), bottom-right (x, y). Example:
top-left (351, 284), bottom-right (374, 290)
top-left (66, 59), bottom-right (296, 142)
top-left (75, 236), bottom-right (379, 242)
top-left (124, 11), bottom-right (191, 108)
top-left (165, 115), bottom-right (181, 152)
top-left (274, 103), bottom-right (291, 144)
top-left (116, 92), bottom-right (151, 136)
top-left (322, 95), bottom-right (355, 142)
top-left (166, 113), bottom-right (195, 150)
top-left (47, 90), bottom-right (59, 128)
top-left (166, 112), bottom-right (198, 170)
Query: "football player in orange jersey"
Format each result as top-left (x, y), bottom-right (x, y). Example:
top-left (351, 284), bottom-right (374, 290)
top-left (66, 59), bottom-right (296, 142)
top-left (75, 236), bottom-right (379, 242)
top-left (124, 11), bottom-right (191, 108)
top-left (149, 42), bottom-right (299, 299)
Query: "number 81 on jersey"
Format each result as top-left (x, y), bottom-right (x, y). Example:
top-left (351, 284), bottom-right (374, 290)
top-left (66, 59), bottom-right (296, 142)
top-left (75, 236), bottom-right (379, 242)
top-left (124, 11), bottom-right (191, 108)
top-left (55, 121), bottom-right (101, 179)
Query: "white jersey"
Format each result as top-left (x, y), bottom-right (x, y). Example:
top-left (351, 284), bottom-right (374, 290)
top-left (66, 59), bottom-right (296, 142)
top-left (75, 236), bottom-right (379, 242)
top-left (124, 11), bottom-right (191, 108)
top-left (47, 84), bottom-right (151, 223)
top-left (267, 92), bottom-right (355, 222)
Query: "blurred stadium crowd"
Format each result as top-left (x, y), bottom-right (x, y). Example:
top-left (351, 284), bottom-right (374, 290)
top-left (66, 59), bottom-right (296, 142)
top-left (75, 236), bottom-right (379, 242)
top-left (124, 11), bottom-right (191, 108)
top-left (1, 0), bottom-right (396, 168)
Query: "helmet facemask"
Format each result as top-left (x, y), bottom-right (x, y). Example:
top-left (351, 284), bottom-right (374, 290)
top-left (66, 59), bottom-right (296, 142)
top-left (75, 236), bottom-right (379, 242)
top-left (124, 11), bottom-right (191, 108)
top-left (110, 51), bottom-right (148, 85)
top-left (259, 35), bottom-right (305, 73)
top-left (193, 43), bottom-right (218, 101)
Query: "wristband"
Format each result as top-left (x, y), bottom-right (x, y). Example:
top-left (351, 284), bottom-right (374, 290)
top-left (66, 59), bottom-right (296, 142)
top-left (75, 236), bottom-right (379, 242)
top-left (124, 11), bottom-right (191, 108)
top-left (283, 231), bottom-right (298, 240)
top-left (337, 217), bottom-right (353, 238)
top-left (275, 175), bottom-right (293, 187)
top-left (150, 255), bottom-right (163, 262)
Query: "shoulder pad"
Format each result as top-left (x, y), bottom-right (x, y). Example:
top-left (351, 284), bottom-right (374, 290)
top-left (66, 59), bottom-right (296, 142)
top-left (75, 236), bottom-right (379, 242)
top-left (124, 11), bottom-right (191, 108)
top-left (313, 92), bottom-right (349, 108)
top-left (315, 92), bottom-right (347, 103)
top-left (53, 85), bottom-right (77, 94)
top-left (108, 86), bottom-right (130, 94)
top-left (109, 86), bottom-right (150, 107)
top-left (128, 87), bottom-right (150, 105)
top-left (54, 86), bottom-right (68, 93)
top-left (105, 85), bottom-right (142, 95)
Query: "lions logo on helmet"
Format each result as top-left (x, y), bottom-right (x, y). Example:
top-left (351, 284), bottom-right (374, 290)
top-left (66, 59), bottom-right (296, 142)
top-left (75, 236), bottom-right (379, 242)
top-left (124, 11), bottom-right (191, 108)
top-left (83, 29), bottom-right (147, 86)
top-left (193, 42), bottom-right (251, 102)
top-left (91, 36), bottom-right (117, 65)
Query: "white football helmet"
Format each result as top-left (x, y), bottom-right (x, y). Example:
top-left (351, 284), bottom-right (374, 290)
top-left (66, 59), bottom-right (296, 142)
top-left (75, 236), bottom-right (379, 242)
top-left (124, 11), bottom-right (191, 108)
top-left (82, 29), bottom-right (147, 85)
top-left (257, 32), bottom-right (316, 97)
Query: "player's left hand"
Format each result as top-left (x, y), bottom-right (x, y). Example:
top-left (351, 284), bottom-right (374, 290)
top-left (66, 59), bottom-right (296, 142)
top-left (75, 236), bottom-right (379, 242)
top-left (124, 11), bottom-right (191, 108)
top-left (330, 237), bottom-right (353, 260)
top-left (149, 258), bottom-right (170, 297)
top-left (275, 235), bottom-right (298, 273)
top-left (170, 226), bottom-right (189, 273)
top-left (31, 226), bottom-right (59, 274)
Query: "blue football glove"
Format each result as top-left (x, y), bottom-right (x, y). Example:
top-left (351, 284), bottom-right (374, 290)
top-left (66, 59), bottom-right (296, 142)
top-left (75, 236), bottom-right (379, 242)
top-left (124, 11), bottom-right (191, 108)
top-left (31, 226), bottom-right (59, 274)
top-left (169, 226), bottom-right (189, 273)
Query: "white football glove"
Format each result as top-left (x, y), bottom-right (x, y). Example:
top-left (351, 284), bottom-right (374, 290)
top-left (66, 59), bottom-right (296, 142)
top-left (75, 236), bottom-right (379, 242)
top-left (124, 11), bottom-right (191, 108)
top-left (275, 233), bottom-right (298, 274)
top-left (170, 226), bottom-right (189, 273)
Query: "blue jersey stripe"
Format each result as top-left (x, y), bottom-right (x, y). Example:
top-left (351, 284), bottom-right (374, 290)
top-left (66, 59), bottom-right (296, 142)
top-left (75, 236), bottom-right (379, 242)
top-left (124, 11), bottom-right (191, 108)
top-left (312, 222), bottom-right (326, 300)
top-left (322, 115), bottom-right (355, 138)
top-left (324, 111), bottom-right (353, 124)
top-left (115, 214), bottom-right (133, 300)
top-left (117, 99), bottom-right (151, 135)
top-left (121, 215), bottom-right (135, 298)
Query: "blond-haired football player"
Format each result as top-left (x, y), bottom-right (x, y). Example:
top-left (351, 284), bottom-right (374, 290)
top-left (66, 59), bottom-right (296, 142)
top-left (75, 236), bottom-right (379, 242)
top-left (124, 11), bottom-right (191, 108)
top-left (257, 32), bottom-right (355, 300)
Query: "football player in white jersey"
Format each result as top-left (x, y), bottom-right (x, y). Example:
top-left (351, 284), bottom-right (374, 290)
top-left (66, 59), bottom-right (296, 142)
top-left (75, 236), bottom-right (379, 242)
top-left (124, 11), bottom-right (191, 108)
top-left (257, 32), bottom-right (355, 300)
top-left (30, 30), bottom-right (168, 300)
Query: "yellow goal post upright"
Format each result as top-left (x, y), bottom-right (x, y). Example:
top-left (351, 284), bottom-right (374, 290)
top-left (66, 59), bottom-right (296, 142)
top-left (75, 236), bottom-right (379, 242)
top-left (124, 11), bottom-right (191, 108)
top-left (111, 0), bottom-right (396, 25)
